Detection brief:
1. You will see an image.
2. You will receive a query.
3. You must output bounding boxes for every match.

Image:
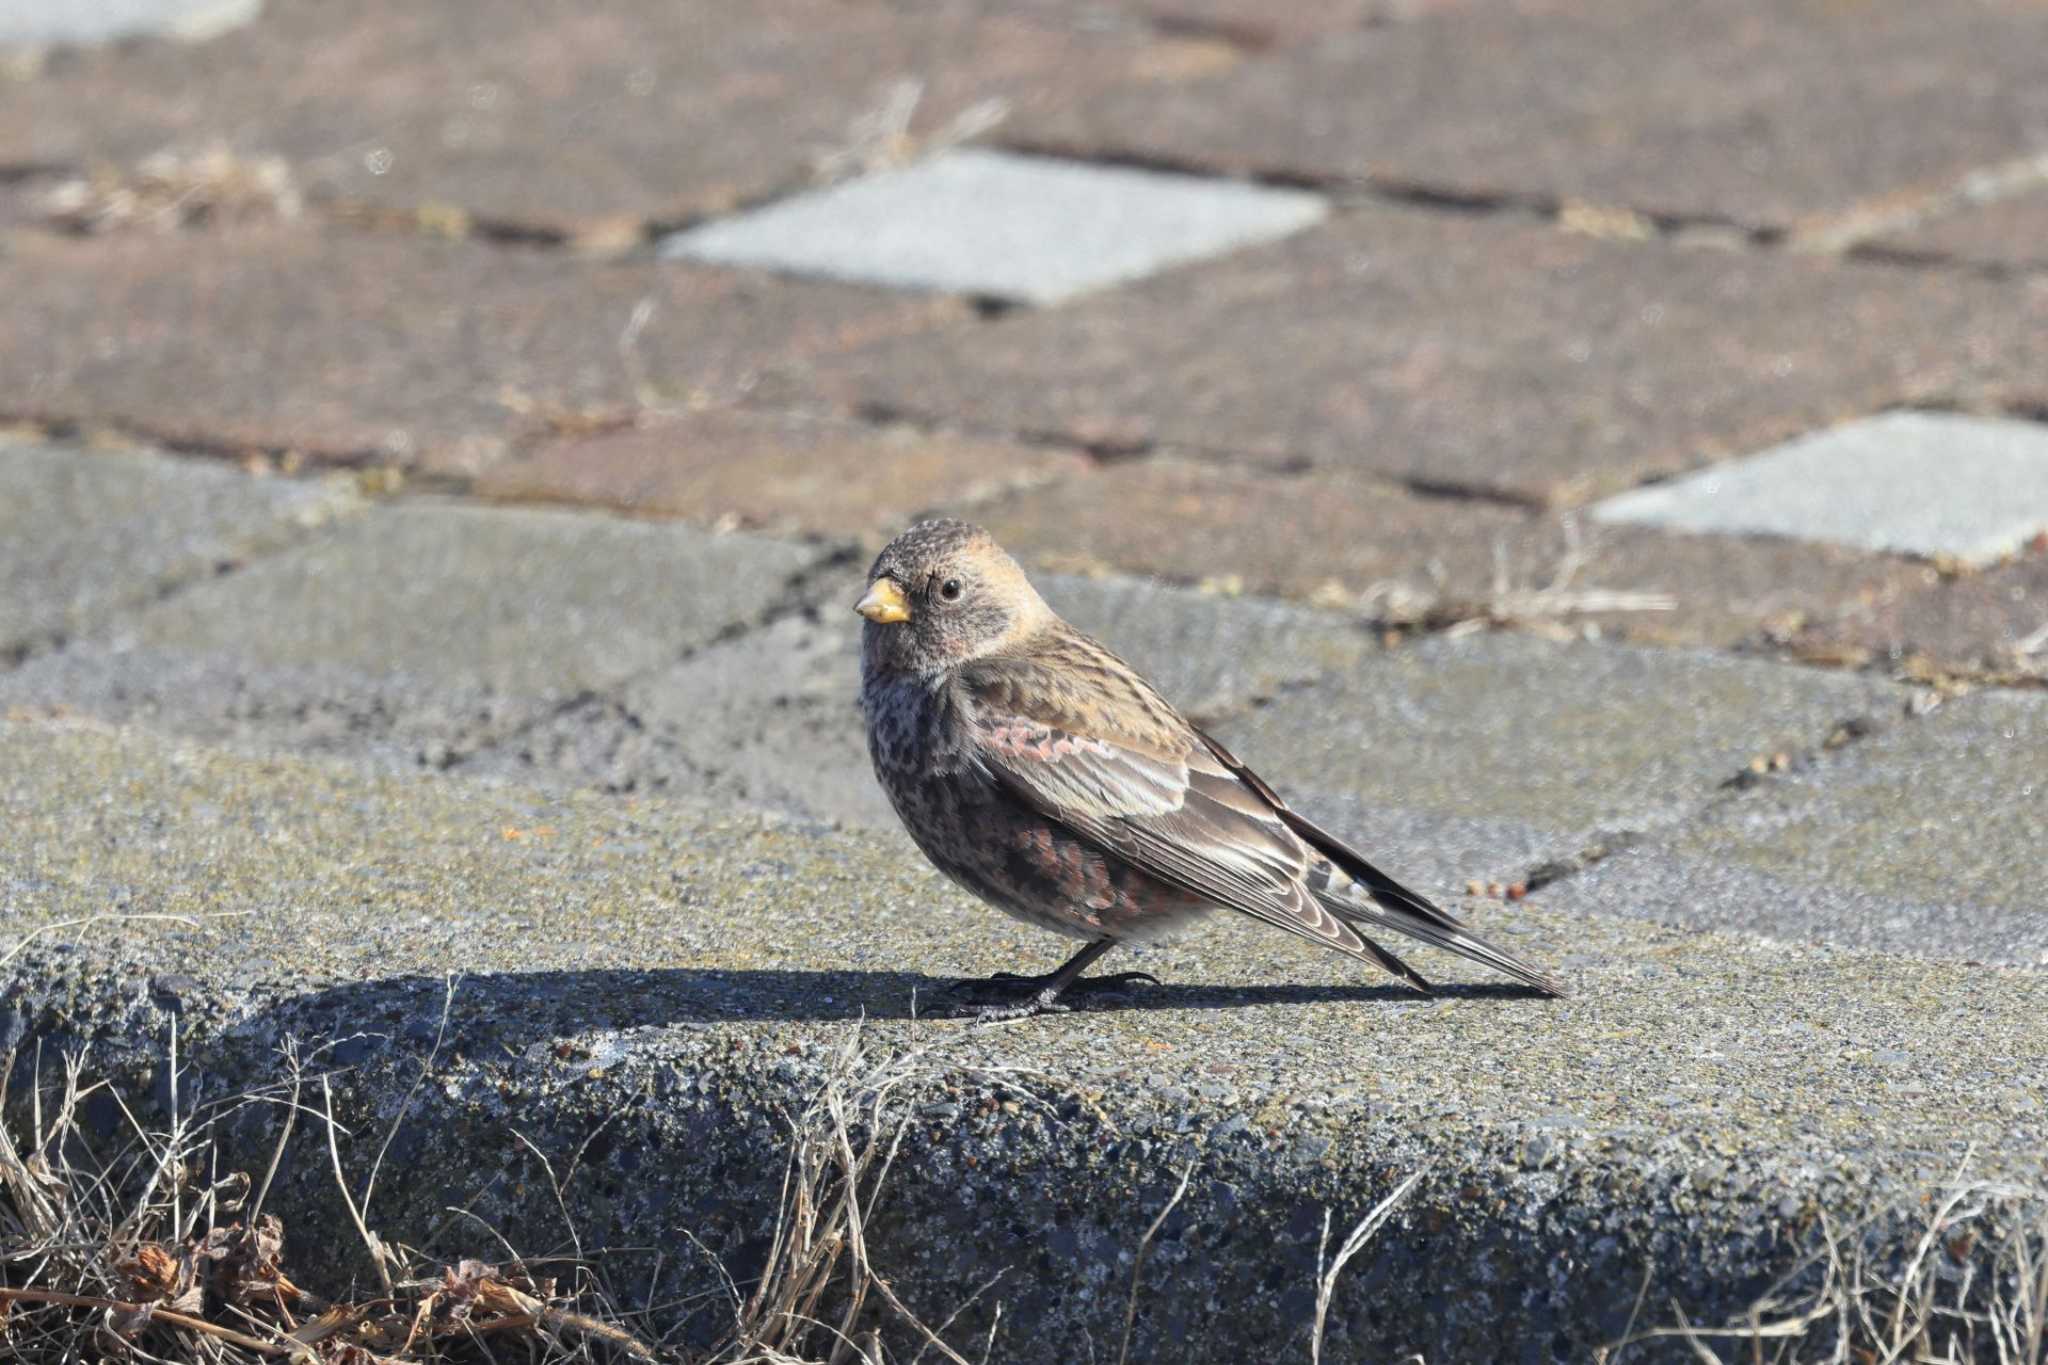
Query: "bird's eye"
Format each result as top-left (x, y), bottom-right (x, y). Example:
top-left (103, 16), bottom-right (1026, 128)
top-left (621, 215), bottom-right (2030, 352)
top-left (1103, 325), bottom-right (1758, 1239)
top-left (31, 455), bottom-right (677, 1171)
top-left (939, 578), bottom-right (963, 602)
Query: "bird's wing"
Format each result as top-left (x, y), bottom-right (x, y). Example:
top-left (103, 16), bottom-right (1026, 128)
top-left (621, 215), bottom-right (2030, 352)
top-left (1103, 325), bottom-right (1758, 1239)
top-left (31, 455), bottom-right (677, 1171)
top-left (957, 632), bottom-right (1564, 996)
top-left (955, 639), bottom-right (1436, 988)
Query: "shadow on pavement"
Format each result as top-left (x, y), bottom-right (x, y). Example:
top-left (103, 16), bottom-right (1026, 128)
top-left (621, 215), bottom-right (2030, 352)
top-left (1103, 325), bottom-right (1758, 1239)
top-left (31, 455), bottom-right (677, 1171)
top-left (241, 967), bottom-right (1547, 1054)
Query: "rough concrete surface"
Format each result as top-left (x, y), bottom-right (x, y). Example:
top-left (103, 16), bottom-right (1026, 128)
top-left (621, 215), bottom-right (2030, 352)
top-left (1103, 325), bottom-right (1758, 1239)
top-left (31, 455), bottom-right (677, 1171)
top-left (0, 438), bottom-right (361, 659)
top-left (0, 499), bottom-right (823, 767)
top-left (1209, 630), bottom-right (1914, 858)
top-left (467, 571), bottom-right (1375, 827)
top-left (4, 716), bottom-right (2044, 1361)
top-left (1561, 687), bottom-right (2048, 965)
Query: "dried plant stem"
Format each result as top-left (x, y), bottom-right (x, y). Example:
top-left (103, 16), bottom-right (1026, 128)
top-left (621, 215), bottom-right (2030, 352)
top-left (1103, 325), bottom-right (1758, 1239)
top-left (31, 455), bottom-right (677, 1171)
top-left (1117, 1162), bottom-right (1196, 1365)
top-left (0, 1286), bottom-right (296, 1356)
top-left (1312, 1165), bottom-right (1431, 1365)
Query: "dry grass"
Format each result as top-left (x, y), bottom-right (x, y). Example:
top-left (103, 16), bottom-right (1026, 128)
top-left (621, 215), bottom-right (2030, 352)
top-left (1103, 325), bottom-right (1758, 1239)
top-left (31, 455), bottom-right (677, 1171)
top-left (808, 80), bottom-right (1007, 184)
top-left (691, 1026), bottom-right (1020, 1365)
top-left (1601, 1166), bottom-right (2048, 1364)
top-left (0, 1022), bottom-right (659, 1364)
top-left (0, 1011), bottom-right (1007, 1364)
top-left (38, 144), bottom-right (303, 234)
top-left (0, 1004), bottom-right (1435, 1365)
top-left (1356, 519), bottom-right (1675, 637)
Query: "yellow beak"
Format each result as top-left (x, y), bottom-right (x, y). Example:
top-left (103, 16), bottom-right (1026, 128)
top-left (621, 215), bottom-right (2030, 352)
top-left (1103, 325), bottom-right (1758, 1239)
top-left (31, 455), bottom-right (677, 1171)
top-left (854, 578), bottom-right (911, 625)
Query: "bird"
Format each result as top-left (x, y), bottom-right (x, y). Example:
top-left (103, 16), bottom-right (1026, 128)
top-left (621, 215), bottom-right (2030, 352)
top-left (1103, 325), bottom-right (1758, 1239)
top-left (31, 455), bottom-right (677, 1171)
top-left (855, 518), bottom-right (1565, 1020)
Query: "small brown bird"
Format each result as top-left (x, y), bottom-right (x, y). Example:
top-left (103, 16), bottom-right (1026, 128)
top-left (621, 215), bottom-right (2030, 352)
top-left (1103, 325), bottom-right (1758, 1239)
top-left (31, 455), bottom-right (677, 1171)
top-left (856, 519), bottom-right (1564, 1019)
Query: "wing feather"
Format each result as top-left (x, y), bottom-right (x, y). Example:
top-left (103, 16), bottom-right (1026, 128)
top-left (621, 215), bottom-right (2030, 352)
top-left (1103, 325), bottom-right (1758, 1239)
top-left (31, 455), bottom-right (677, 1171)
top-left (959, 646), bottom-right (1430, 984)
top-left (956, 633), bottom-right (1564, 996)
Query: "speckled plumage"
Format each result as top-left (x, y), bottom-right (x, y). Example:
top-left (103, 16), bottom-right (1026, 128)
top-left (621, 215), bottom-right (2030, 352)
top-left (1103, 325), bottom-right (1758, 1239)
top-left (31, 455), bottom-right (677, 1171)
top-left (857, 520), bottom-right (1564, 1015)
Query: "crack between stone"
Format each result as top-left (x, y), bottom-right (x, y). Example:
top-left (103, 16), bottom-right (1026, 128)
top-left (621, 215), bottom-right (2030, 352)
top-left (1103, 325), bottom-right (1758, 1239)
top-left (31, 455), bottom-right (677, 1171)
top-left (0, 494), bottom-right (370, 679)
top-left (436, 540), bottom-right (863, 774)
top-left (816, 396), bottom-right (1563, 515)
top-left (0, 411), bottom-right (404, 474)
top-left (1515, 686), bottom-right (1934, 901)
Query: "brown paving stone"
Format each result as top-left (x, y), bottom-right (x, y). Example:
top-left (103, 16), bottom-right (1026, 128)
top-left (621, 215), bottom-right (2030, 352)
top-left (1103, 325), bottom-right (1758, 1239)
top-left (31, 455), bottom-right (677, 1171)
top-left (0, 0), bottom-right (1165, 232)
top-left (475, 409), bottom-right (1089, 537)
top-left (1874, 185), bottom-right (2048, 271)
top-left (1778, 540), bottom-right (2048, 675)
top-left (960, 457), bottom-right (1944, 647)
top-left (0, 186), bottom-right (47, 234)
top-left (1015, 0), bottom-right (2048, 227)
top-left (950, 0), bottom-right (1400, 43)
top-left (0, 225), bottom-right (960, 475)
top-left (806, 205), bottom-right (2048, 506)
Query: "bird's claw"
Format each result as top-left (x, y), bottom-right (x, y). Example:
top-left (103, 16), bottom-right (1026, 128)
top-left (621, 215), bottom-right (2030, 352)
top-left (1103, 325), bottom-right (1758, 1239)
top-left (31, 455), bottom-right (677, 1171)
top-left (969, 992), bottom-right (1072, 1024)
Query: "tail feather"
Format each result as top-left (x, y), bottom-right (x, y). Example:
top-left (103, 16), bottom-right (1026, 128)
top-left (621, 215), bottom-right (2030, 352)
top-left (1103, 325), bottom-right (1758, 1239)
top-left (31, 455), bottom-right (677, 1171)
top-left (1192, 724), bottom-right (1566, 996)
top-left (1321, 878), bottom-right (1566, 997)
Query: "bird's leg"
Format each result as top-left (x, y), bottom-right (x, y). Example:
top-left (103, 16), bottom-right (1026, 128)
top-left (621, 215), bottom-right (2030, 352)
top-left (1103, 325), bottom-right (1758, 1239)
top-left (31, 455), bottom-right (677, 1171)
top-left (946, 938), bottom-right (1159, 1021)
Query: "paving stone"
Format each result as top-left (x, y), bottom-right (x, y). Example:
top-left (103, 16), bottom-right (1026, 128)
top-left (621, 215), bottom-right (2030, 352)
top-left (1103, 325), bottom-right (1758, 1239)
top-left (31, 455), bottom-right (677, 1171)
top-left (0, 500), bottom-right (820, 766)
top-left (0, 0), bottom-right (1163, 231)
top-left (1015, 0), bottom-right (2048, 227)
top-left (664, 149), bottom-right (1328, 304)
top-left (1591, 412), bottom-right (2048, 566)
top-left (1209, 631), bottom-right (1913, 864)
top-left (5, 716), bottom-right (2046, 1360)
top-left (0, 0), bottom-right (258, 47)
top-left (917, 0), bottom-right (1396, 45)
top-left (0, 181), bottom-right (47, 231)
top-left (0, 439), bottom-right (360, 658)
top-left (1772, 546), bottom-right (2048, 675)
top-left (1875, 183), bottom-right (2048, 271)
top-left (0, 225), bottom-right (959, 475)
top-left (471, 570), bottom-right (1375, 826)
top-left (804, 204), bottom-right (2048, 506)
top-left (474, 409), bottom-right (1089, 536)
top-left (962, 456), bottom-right (1947, 648)
top-left (1562, 689), bottom-right (2048, 965)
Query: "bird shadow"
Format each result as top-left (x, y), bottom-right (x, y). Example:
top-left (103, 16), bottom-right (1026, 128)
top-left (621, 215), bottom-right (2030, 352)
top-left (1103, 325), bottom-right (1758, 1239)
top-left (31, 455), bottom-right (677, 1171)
top-left (236, 966), bottom-right (1549, 1064)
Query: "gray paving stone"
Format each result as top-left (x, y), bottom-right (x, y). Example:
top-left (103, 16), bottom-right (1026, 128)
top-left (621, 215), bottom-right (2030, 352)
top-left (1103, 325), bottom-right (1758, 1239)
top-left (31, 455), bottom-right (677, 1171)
top-left (1591, 412), bottom-right (2048, 566)
top-left (663, 148), bottom-right (1327, 304)
top-left (471, 571), bottom-right (1374, 826)
top-left (0, 500), bottom-right (820, 766)
top-left (4, 716), bottom-right (2046, 1360)
top-left (1208, 631), bottom-right (1914, 862)
top-left (1560, 689), bottom-right (2048, 965)
top-left (0, 440), bottom-right (361, 659)
top-left (0, 0), bottom-right (258, 46)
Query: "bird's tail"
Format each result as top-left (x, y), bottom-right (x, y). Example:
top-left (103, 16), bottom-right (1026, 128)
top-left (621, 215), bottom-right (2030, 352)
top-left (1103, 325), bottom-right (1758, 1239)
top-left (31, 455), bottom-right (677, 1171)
top-left (1317, 870), bottom-right (1566, 997)
top-left (1288, 823), bottom-right (1566, 996)
top-left (1190, 725), bottom-right (1566, 996)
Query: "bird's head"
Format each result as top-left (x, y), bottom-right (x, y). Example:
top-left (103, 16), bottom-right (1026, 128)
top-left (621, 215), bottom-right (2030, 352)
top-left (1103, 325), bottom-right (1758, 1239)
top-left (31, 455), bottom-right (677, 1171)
top-left (855, 519), bottom-right (1052, 679)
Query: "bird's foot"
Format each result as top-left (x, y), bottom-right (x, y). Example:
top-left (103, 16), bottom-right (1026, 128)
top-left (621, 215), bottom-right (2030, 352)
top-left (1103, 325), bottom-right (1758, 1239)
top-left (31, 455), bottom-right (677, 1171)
top-left (944, 969), bottom-right (1160, 1022)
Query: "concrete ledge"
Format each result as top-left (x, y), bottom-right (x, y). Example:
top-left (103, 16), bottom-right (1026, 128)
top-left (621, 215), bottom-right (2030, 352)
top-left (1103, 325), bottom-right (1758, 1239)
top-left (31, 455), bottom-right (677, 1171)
top-left (4, 716), bottom-right (2044, 1359)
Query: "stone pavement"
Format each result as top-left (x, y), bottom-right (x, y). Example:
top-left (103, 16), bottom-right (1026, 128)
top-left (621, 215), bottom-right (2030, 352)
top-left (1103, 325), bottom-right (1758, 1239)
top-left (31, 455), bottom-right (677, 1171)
top-left (3, 1), bottom-right (2047, 1359)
